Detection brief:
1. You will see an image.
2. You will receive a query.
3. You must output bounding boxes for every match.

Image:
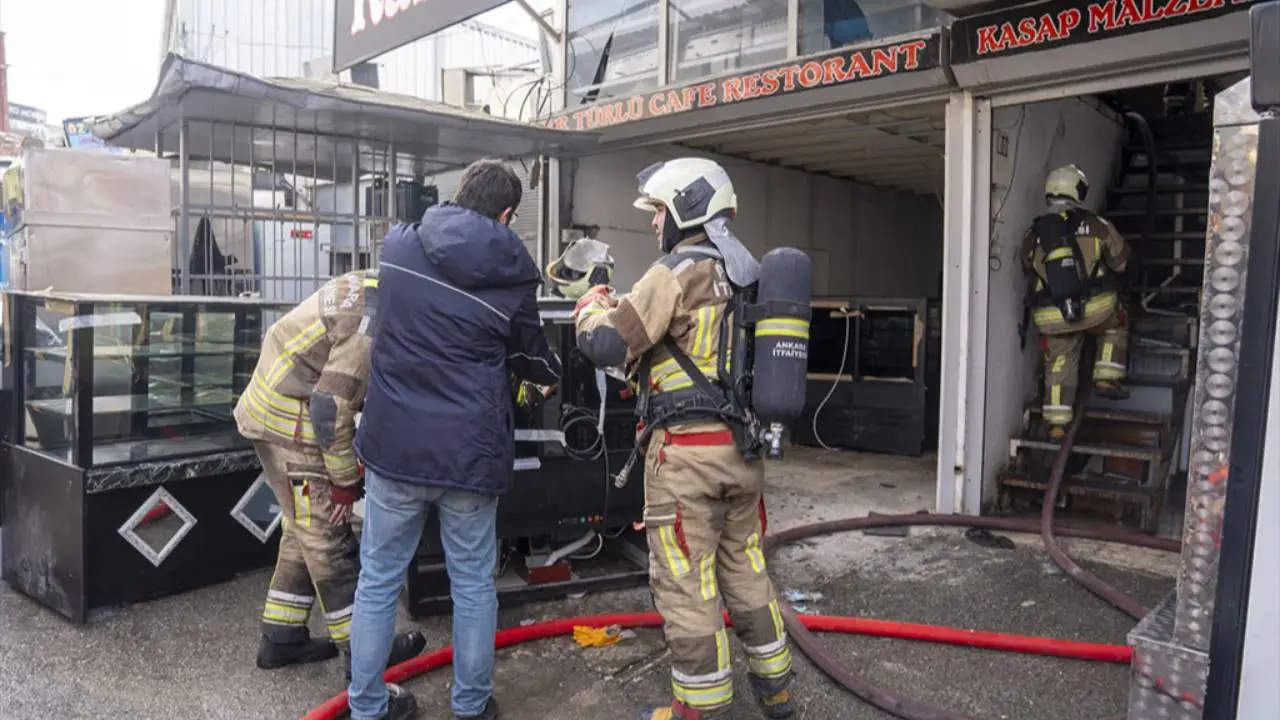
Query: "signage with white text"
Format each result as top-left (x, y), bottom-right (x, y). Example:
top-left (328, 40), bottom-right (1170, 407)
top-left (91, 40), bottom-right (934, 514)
top-left (333, 0), bottom-right (510, 73)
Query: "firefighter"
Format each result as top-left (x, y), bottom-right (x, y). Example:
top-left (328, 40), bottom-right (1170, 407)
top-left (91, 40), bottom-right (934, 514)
top-left (1021, 164), bottom-right (1132, 439)
top-left (233, 269), bottom-right (425, 681)
top-left (573, 158), bottom-right (795, 720)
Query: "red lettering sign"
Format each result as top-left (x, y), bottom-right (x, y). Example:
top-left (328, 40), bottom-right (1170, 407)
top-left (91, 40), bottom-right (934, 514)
top-left (965, 0), bottom-right (1256, 60)
top-left (544, 38), bottom-right (935, 133)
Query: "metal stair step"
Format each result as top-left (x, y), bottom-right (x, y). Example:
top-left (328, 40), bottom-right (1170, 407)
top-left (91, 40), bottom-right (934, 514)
top-left (1110, 184), bottom-right (1209, 195)
top-left (1128, 155), bottom-right (1211, 170)
top-left (1125, 142), bottom-right (1211, 153)
top-left (1024, 405), bottom-right (1171, 426)
top-left (998, 472), bottom-right (1161, 499)
top-left (1139, 257), bottom-right (1205, 266)
top-left (1011, 438), bottom-right (1164, 462)
top-left (1147, 231), bottom-right (1205, 241)
top-left (1135, 285), bottom-right (1202, 295)
top-left (1125, 374), bottom-right (1188, 389)
top-left (1109, 207), bottom-right (1208, 217)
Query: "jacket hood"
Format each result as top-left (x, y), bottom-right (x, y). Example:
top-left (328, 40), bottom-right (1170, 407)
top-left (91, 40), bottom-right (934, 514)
top-left (416, 203), bottom-right (541, 289)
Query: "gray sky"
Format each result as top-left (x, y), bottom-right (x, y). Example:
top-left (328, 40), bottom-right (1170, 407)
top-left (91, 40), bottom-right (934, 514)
top-left (3, 0), bottom-right (166, 121)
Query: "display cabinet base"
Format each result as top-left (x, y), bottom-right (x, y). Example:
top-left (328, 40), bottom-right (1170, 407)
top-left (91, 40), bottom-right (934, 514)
top-left (1, 444), bottom-right (278, 623)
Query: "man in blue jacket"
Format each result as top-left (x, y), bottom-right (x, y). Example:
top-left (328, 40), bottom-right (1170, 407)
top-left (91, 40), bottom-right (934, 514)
top-left (346, 160), bottom-right (562, 720)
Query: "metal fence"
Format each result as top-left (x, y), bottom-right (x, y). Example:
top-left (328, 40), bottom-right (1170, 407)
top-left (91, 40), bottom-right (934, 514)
top-left (170, 119), bottom-right (399, 302)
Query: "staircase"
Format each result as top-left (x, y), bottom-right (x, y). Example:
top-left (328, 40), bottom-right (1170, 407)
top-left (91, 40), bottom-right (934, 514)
top-left (997, 110), bottom-right (1210, 533)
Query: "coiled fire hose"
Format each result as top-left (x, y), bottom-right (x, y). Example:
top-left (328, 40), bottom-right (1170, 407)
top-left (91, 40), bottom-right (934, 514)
top-left (305, 391), bottom-right (1173, 720)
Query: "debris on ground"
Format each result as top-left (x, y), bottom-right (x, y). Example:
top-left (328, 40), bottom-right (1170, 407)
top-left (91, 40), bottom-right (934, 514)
top-left (965, 527), bottom-right (1017, 550)
top-left (862, 511), bottom-right (911, 537)
top-left (573, 625), bottom-right (630, 648)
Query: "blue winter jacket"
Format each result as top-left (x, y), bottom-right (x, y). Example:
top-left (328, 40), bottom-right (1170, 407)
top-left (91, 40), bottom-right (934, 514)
top-left (355, 203), bottom-right (562, 495)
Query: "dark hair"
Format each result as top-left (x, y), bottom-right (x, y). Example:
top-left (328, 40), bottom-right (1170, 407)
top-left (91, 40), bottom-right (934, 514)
top-left (452, 159), bottom-right (523, 220)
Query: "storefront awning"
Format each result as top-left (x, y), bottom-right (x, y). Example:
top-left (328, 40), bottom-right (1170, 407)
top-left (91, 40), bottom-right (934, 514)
top-left (89, 54), bottom-right (600, 179)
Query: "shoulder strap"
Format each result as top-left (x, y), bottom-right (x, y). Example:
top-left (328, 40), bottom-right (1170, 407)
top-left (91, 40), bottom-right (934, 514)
top-left (662, 336), bottom-right (727, 409)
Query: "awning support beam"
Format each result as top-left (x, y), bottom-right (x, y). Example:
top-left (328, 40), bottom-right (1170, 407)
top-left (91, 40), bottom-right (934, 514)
top-left (514, 0), bottom-right (562, 45)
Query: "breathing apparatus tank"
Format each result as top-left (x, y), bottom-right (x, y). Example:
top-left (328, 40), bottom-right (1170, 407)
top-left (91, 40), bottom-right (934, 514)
top-left (749, 248), bottom-right (813, 458)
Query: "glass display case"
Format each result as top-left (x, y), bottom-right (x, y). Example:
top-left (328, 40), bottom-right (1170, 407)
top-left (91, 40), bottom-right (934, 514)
top-left (1, 290), bottom-right (293, 622)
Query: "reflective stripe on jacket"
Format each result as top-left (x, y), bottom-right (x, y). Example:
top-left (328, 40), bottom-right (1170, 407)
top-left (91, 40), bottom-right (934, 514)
top-left (233, 270), bottom-right (378, 487)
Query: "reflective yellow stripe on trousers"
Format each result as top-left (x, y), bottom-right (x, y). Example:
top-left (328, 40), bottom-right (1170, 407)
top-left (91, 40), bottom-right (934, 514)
top-left (672, 629), bottom-right (733, 710)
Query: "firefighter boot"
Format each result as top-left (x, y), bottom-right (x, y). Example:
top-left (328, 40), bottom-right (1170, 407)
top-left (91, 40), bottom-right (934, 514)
top-left (1047, 425), bottom-right (1066, 441)
top-left (634, 700), bottom-right (708, 720)
top-left (344, 631), bottom-right (429, 680)
top-left (1094, 380), bottom-right (1130, 400)
top-left (256, 628), bottom-right (339, 670)
top-left (749, 672), bottom-right (796, 719)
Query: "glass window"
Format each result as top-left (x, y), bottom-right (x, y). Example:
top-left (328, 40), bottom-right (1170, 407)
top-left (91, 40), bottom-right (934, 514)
top-left (567, 0), bottom-right (662, 106)
top-left (668, 1), bottom-right (789, 83)
top-left (797, 1), bottom-right (949, 56)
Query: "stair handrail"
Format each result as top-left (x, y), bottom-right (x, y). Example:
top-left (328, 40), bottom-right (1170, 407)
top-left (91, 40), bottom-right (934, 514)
top-left (1122, 110), bottom-right (1159, 255)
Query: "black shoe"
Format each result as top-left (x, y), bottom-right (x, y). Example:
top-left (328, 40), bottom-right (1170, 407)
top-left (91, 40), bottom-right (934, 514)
top-left (377, 683), bottom-right (419, 720)
top-left (345, 631), bottom-right (429, 680)
top-left (255, 635), bottom-right (339, 670)
top-left (749, 673), bottom-right (796, 719)
top-left (455, 697), bottom-right (500, 719)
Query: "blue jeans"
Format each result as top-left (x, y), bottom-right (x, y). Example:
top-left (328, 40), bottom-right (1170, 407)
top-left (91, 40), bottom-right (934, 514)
top-left (347, 468), bottom-right (499, 719)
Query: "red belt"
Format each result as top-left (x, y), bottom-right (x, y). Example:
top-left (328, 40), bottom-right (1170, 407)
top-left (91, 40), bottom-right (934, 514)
top-left (662, 430), bottom-right (735, 446)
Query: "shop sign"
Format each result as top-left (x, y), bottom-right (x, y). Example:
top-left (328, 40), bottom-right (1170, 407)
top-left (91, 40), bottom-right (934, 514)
top-left (545, 35), bottom-right (942, 133)
top-left (8, 103), bottom-right (47, 126)
top-left (333, 0), bottom-right (508, 72)
top-left (952, 0), bottom-right (1261, 63)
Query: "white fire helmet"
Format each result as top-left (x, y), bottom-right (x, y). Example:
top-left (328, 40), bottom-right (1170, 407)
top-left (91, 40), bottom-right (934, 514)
top-left (1045, 164), bottom-right (1089, 203)
top-left (633, 157), bottom-right (737, 229)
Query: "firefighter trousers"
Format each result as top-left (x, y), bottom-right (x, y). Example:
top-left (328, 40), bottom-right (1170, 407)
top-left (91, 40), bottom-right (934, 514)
top-left (643, 426), bottom-right (793, 716)
top-left (1039, 308), bottom-right (1129, 427)
top-left (254, 440), bottom-right (361, 650)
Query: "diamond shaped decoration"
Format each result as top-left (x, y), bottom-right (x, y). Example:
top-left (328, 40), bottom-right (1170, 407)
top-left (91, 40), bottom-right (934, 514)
top-left (230, 472), bottom-right (282, 543)
top-left (118, 487), bottom-right (197, 567)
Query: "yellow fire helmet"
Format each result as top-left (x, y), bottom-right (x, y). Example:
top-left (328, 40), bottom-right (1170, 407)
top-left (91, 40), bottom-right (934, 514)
top-left (545, 237), bottom-right (615, 300)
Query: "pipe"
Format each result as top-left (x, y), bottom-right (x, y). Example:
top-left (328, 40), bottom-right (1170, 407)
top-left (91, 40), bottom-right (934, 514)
top-left (543, 530), bottom-right (598, 567)
top-left (303, 610), bottom-right (1134, 720)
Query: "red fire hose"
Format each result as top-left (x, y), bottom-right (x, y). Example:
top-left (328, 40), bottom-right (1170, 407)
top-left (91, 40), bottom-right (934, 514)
top-left (305, 391), bottom-right (1170, 720)
top-left (303, 610), bottom-right (1132, 720)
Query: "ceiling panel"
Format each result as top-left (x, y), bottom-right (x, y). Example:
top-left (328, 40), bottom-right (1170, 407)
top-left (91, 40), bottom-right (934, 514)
top-left (677, 102), bottom-right (947, 195)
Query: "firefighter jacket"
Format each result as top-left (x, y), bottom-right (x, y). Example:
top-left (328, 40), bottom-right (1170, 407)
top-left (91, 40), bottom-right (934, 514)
top-left (1021, 206), bottom-right (1131, 331)
top-left (575, 235), bottom-right (733, 414)
top-left (233, 270), bottom-right (378, 488)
